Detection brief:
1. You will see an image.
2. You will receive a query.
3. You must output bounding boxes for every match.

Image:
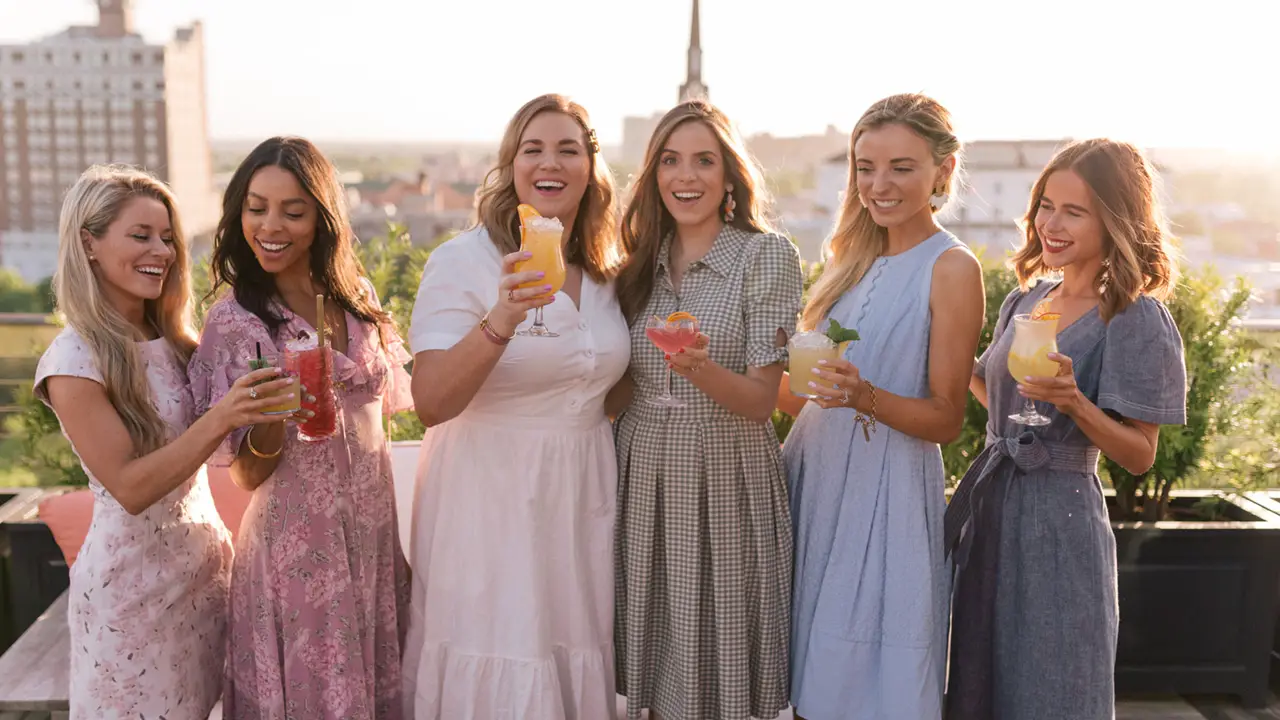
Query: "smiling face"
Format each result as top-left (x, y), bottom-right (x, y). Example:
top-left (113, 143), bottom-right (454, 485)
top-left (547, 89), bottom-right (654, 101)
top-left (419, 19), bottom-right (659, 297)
top-left (852, 122), bottom-right (950, 229)
top-left (1034, 169), bottom-right (1106, 270)
top-left (512, 111), bottom-right (591, 226)
top-left (656, 119), bottom-right (729, 230)
top-left (84, 195), bottom-right (175, 305)
top-left (241, 165), bottom-right (318, 276)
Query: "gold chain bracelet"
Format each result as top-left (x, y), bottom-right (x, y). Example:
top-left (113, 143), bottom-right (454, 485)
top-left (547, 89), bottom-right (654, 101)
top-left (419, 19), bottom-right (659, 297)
top-left (853, 380), bottom-right (877, 442)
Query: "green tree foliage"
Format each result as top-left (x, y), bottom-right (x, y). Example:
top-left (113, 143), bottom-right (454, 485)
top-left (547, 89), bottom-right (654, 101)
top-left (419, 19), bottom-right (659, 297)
top-left (0, 269), bottom-right (54, 314)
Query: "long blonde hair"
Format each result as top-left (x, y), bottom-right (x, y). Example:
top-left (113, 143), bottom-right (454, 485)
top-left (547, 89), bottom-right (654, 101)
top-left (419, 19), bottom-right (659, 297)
top-left (53, 164), bottom-right (197, 455)
top-left (801, 93), bottom-right (961, 330)
top-left (615, 100), bottom-right (776, 321)
top-left (1014, 138), bottom-right (1178, 321)
top-left (474, 94), bottom-right (619, 283)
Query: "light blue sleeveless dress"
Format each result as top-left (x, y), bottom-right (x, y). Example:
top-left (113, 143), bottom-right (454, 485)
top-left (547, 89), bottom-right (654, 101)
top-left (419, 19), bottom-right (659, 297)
top-left (783, 230), bottom-right (963, 719)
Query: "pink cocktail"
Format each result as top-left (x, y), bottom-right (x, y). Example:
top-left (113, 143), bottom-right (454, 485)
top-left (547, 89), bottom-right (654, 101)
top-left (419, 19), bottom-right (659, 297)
top-left (283, 336), bottom-right (337, 443)
top-left (645, 326), bottom-right (699, 354)
top-left (645, 314), bottom-right (699, 408)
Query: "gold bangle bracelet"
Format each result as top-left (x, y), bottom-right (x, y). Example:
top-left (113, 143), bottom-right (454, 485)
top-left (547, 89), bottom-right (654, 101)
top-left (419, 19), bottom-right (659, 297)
top-left (246, 423), bottom-right (283, 459)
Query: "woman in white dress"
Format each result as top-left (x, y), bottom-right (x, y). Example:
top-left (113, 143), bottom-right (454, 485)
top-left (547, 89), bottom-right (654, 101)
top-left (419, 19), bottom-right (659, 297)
top-left (401, 94), bottom-right (631, 719)
top-left (33, 165), bottom-right (295, 719)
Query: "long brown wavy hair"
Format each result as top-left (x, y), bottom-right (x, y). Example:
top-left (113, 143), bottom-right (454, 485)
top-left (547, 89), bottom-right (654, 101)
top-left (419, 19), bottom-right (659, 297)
top-left (801, 93), bottom-right (961, 330)
top-left (208, 136), bottom-right (390, 337)
top-left (615, 100), bottom-right (776, 321)
top-left (54, 165), bottom-right (197, 454)
top-left (473, 94), bottom-right (619, 283)
top-left (1013, 138), bottom-right (1178, 321)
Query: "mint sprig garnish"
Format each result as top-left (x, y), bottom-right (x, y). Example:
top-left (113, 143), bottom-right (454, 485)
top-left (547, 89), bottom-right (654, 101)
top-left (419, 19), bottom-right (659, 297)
top-left (825, 318), bottom-right (860, 344)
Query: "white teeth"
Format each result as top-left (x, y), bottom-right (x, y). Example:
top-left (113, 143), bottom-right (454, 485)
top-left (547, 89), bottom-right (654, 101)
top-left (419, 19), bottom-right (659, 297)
top-left (535, 181), bottom-right (565, 190)
top-left (674, 192), bottom-right (703, 200)
top-left (136, 266), bottom-right (163, 276)
top-left (259, 240), bottom-right (289, 252)
top-left (873, 200), bottom-right (901, 208)
top-left (1044, 237), bottom-right (1070, 249)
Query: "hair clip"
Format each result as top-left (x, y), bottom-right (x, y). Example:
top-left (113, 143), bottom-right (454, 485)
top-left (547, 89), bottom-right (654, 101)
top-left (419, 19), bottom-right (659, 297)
top-left (587, 129), bottom-right (600, 154)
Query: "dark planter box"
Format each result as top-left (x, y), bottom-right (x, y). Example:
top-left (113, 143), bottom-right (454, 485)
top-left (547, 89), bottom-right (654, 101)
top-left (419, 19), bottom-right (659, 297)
top-left (1110, 489), bottom-right (1280, 709)
top-left (1242, 490), bottom-right (1280, 660)
top-left (1, 489), bottom-right (71, 641)
top-left (0, 488), bottom-right (45, 653)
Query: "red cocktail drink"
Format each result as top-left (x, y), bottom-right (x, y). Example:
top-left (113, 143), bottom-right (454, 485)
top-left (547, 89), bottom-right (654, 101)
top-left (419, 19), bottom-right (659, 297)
top-left (283, 336), bottom-right (337, 442)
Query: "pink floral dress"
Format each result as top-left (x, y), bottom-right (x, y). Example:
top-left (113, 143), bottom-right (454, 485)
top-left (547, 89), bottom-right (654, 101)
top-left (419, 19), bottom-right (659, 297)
top-left (188, 290), bottom-right (413, 720)
top-left (34, 328), bottom-right (233, 720)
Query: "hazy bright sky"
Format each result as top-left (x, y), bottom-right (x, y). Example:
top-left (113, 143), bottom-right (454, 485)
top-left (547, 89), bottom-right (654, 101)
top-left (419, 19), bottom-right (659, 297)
top-left (2, 0), bottom-right (1277, 152)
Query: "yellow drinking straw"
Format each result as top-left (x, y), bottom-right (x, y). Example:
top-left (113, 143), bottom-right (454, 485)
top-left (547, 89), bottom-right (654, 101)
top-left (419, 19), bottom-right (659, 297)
top-left (315, 293), bottom-right (325, 346)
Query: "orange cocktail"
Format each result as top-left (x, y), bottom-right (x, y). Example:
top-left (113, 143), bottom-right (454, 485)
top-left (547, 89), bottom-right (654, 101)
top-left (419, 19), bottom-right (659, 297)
top-left (515, 206), bottom-right (566, 337)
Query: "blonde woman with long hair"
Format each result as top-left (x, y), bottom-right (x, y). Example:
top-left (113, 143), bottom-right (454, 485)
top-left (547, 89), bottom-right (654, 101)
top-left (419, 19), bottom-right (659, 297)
top-left (401, 94), bottom-right (630, 718)
top-left (777, 94), bottom-right (984, 720)
top-left (944, 139), bottom-right (1186, 719)
top-left (33, 165), bottom-right (292, 718)
top-left (611, 100), bottom-right (803, 720)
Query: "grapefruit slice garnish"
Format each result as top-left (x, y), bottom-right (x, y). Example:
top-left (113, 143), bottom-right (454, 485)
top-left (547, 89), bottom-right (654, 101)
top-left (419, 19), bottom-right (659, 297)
top-left (1036, 312), bottom-right (1062, 321)
top-left (1030, 298), bottom-right (1053, 320)
top-left (666, 311), bottom-right (696, 324)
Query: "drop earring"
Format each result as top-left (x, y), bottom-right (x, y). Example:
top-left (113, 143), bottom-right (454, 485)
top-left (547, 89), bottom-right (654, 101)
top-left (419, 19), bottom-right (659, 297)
top-left (929, 185), bottom-right (949, 211)
top-left (723, 184), bottom-right (736, 223)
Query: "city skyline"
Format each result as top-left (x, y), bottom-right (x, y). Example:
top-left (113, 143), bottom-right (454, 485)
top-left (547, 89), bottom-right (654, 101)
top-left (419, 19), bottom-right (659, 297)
top-left (2, 0), bottom-right (1276, 154)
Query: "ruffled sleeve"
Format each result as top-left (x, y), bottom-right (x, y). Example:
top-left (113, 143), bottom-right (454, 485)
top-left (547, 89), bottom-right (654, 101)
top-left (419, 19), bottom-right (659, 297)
top-left (33, 328), bottom-right (103, 407)
top-left (743, 232), bottom-right (804, 368)
top-left (187, 299), bottom-right (279, 466)
top-left (408, 232), bottom-right (491, 355)
top-left (1097, 295), bottom-right (1187, 425)
top-left (362, 277), bottom-right (414, 416)
top-left (975, 287), bottom-right (1025, 380)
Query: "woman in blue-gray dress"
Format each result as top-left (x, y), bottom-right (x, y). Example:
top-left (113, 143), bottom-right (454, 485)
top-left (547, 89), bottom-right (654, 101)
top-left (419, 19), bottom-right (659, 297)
top-left (778, 93), bottom-right (985, 720)
top-left (944, 138), bottom-right (1186, 720)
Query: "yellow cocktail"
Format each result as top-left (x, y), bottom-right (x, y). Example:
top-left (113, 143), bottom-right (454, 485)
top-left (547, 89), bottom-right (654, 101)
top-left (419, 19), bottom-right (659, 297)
top-left (259, 374), bottom-right (301, 416)
top-left (1007, 312), bottom-right (1060, 426)
top-left (788, 331), bottom-right (850, 399)
top-left (516, 216), bottom-right (566, 297)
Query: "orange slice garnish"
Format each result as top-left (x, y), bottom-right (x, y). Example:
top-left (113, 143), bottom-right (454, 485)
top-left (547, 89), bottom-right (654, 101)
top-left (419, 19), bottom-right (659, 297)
top-left (666, 311), bottom-right (697, 324)
top-left (1029, 298), bottom-right (1053, 320)
top-left (517, 204), bottom-right (541, 226)
top-left (1037, 312), bottom-right (1062, 321)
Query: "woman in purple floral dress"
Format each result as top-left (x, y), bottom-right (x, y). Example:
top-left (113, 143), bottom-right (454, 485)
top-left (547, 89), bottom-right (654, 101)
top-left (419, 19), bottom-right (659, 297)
top-left (189, 137), bottom-right (412, 719)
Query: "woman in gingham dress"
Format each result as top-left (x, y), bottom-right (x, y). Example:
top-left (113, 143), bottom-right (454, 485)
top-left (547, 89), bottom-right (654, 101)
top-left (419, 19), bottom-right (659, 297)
top-left (612, 100), bottom-right (803, 720)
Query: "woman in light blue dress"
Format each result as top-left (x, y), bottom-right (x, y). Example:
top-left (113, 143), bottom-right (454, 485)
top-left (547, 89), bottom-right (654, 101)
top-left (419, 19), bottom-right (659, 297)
top-left (778, 93), bottom-right (985, 720)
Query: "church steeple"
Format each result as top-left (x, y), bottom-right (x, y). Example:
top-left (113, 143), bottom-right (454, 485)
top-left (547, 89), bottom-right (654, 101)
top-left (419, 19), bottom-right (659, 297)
top-left (678, 0), bottom-right (708, 103)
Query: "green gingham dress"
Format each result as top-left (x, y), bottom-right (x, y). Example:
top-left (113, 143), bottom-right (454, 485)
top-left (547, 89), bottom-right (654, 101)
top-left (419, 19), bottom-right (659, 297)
top-left (614, 225), bottom-right (804, 720)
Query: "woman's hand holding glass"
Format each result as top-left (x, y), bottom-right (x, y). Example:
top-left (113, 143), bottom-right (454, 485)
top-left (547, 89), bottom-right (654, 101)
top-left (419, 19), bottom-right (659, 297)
top-left (488, 250), bottom-right (557, 337)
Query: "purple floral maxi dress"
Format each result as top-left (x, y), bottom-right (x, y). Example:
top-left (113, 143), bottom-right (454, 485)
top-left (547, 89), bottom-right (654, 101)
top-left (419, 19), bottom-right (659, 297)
top-left (189, 291), bottom-right (413, 720)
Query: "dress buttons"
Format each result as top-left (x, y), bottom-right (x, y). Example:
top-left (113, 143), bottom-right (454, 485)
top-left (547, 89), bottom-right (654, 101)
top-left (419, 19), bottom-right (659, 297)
top-left (586, 349), bottom-right (595, 358)
top-left (578, 320), bottom-right (588, 330)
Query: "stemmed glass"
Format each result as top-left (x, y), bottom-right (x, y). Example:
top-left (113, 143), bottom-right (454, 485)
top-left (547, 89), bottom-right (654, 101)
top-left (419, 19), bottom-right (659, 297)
top-left (1006, 313), bottom-right (1061, 426)
top-left (645, 314), bottom-right (700, 408)
top-left (515, 216), bottom-right (567, 337)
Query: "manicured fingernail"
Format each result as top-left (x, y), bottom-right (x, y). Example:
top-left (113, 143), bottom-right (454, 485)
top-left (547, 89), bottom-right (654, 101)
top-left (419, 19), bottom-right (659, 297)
top-left (522, 251), bottom-right (533, 258)
top-left (808, 381), bottom-right (818, 388)
top-left (817, 360), bottom-right (828, 365)
top-left (678, 349), bottom-right (685, 354)
top-left (811, 367), bottom-right (822, 374)
top-left (543, 284), bottom-right (553, 292)
top-left (1024, 376), bottom-right (1033, 382)
top-left (664, 353), bottom-right (671, 360)
top-left (537, 271), bottom-right (545, 278)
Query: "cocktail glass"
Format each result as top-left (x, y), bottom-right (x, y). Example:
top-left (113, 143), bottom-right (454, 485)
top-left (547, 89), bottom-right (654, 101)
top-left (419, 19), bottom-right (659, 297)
top-left (1006, 313), bottom-right (1060, 427)
top-left (515, 215), bottom-right (566, 338)
top-left (282, 335), bottom-right (337, 442)
top-left (788, 331), bottom-right (840, 399)
top-left (645, 314), bottom-right (699, 408)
